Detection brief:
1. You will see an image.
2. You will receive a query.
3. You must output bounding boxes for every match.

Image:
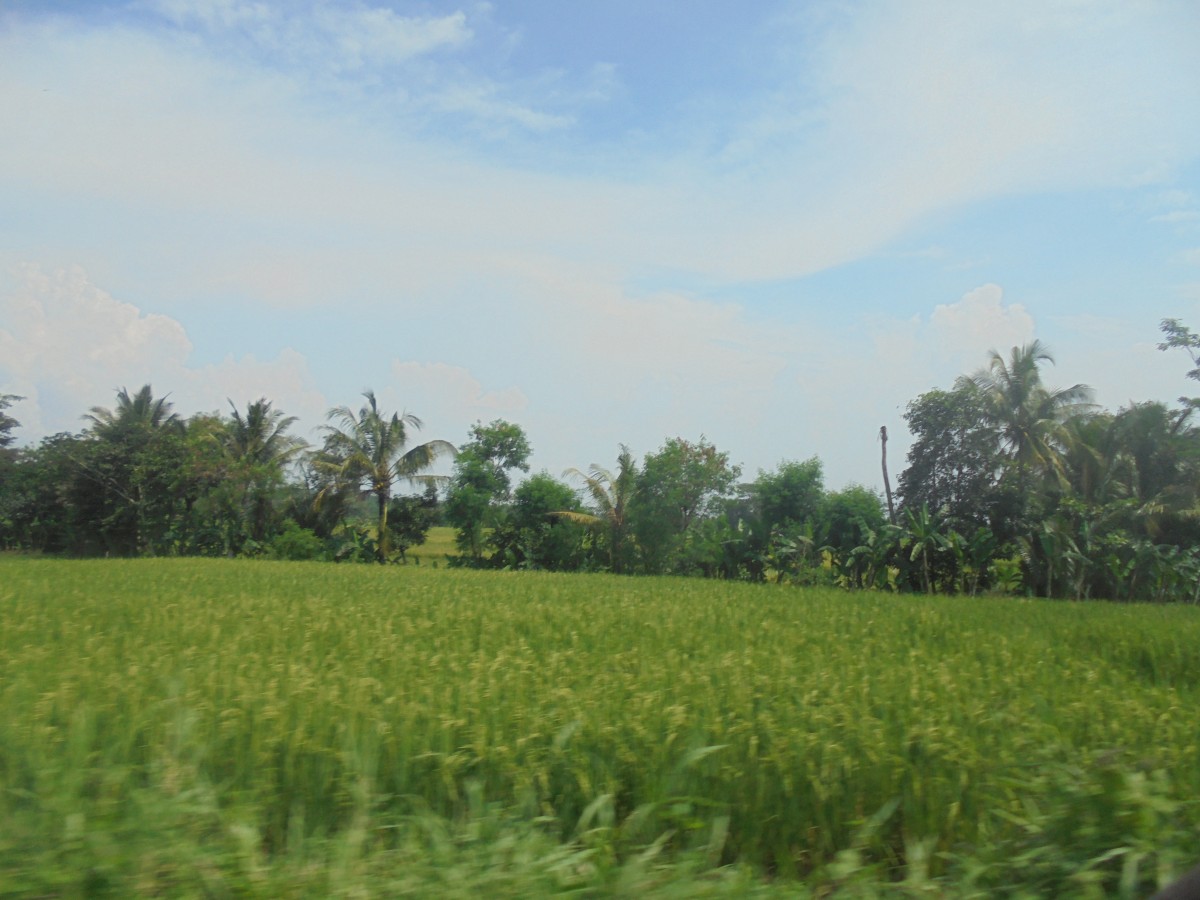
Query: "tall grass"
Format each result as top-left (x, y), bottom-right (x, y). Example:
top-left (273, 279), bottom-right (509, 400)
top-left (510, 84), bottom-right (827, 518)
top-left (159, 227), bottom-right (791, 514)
top-left (1, 558), bottom-right (1197, 896)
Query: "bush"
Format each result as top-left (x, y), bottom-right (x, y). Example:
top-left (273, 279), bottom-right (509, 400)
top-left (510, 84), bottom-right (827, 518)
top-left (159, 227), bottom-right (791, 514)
top-left (267, 521), bottom-right (324, 561)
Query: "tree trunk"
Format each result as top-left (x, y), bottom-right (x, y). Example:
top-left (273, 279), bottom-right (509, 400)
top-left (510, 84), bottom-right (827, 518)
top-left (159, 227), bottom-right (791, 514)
top-left (880, 426), bottom-right (896, 524)
top-left (377, 489), bottom-right (390, 563)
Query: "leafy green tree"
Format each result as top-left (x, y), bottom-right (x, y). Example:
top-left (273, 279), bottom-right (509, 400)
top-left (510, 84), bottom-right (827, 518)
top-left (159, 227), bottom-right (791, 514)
top-left (632, 436), bottom-right (741, 573)
top-left (897, 383), bottom-right (1003, 532)
top-left (318, 391), bottom-right (455, 563)
top-left (0, 394), bottom-right (21, 450)
top-left (821, 485), bottom-right (886, 559)
top-left (386, 494), bottom-right (435, 563)
top-left (1158, 317), bottom-right (1200, 396)
top-left (0, 395), bottom-right (22, 546)
top-left (167, 413), bottom-right (236, 555)
top-left (2, 432), bottom-right (84, 552)
top-left (562, 445), bottom-right (639, 574)
top-left (754, 457), bottom-right (825, 535)
top-left (445, 420), bottom-right (532, 563)
top-left (818, 486), bottom-right (885, 588)
top-left (489, 472), bottom-right (587, 570)
top-left (746, 457), bottom-right (825, 582)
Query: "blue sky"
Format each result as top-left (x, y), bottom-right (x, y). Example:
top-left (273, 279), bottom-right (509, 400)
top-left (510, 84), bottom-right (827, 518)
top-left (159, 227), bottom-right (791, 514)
top-left (3, 0), bottom-right (1200, 491)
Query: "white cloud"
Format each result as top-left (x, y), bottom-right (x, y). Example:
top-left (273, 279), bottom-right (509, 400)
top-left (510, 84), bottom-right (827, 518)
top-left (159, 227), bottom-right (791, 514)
top-left (2, 2), bottom-right (1199, 495)
top-left (817, 287), bottom-right (1039, 482)
top-left (145, 1), bottom-right (471, 67)
top-left (1152, 210), bottom-right (1200, 224)
top-left (134, 2), bottom-right (577, 138)
top-left (682, 0), bottom-right (1200, 280)
top-left (146, 0), bottom-right (275, 33)
top-left (315, 7), bottom-right (470, 69)
top-left (431, 83), bottom-right (573, 132)
top-left (0, 264), bottom-right (328, 442)
top-left (495, 256), bottom-right (791, 431)
top-left (0, 264), bottom-right (192, 431)
top-left (1179, 248), bottom-right (1200, 266)
top-left (5, 0), bottom-right (1198, 296)
top-left (929, 284), bottom-right (1036, 369)
top-left (388, 360), bottom-right (527, 420)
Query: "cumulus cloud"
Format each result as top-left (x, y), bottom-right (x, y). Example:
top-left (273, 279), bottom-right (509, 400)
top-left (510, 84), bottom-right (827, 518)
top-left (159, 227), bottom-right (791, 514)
top-left (388, 361), bottom-right (526, 419)
top-left (0, 265), bottom-right (193, 433)
top-left (496, 256), bottom-right (791, 436)
top-left (2, 2), bottom-right (1197, 492)
top-left (929, 284), bottom-right (1036, 369)
top-left (0, 264), bottom-right (328, 441)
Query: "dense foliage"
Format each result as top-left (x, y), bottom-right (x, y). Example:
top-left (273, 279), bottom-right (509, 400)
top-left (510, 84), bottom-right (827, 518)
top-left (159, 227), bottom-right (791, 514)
top-left (3, 321), bottom-right (1200, 600)
top-left (3, 559), bottom-right (1198, 896)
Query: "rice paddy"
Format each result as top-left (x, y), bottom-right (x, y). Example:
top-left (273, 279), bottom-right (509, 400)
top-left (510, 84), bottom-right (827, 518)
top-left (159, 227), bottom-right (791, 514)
top-left (1, 557), bottom-right (1197, 896)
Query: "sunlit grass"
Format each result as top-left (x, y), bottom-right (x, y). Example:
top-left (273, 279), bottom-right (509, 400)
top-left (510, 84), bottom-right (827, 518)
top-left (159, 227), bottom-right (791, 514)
top-left (1, 558), bottom-right (1197, 896)
top-left (410, 524), bottom-right (458, 565)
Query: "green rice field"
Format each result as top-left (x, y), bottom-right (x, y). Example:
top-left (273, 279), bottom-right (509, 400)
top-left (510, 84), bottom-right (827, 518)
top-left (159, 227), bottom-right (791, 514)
top-left (1, 557), bottom-right (1198, 897)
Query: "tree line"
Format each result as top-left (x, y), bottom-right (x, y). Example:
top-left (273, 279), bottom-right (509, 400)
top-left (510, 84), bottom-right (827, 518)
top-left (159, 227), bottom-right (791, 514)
top-left (2, 320), bottom-right (1199, 601)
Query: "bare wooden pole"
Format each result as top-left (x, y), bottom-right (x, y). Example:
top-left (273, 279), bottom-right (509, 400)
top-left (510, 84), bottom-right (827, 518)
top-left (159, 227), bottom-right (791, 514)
top-left (880, 425), bottom-right (896, 524)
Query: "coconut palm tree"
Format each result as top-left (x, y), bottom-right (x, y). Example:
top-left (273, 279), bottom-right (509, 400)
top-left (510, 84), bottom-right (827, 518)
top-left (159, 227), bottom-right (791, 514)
top-left (81, 385), bottom-right (185, 554)
top-left (85, 384), bottom-right (181, 438)
top-left (561, 445), bottom-right (639, 573)
top-left (224, 399), bottom-right (307, 543)
top-left (317, 391), bottom-right (455, 563)
top-left (963, 341), bottom-right (1093, 492)
top-left (226, 398), bottom-right (305, 469)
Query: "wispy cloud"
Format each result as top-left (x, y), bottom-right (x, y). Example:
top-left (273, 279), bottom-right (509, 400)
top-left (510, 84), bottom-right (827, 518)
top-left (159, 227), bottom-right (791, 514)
top-left (313, 6), bottom-right (471, 69)
top-left (145, 0), bottom-right (276, 34)
top-left (1151, 210), bottom-right (1200, 224)
top-left (2, 1), bottom-right (1199, 487)
top-left (144, 0), bottom-right (472, 66)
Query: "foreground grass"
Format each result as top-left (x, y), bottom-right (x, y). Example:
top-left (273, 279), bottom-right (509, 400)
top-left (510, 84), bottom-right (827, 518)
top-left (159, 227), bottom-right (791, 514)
top-left (1, 558), bottom-right (1198, 897)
